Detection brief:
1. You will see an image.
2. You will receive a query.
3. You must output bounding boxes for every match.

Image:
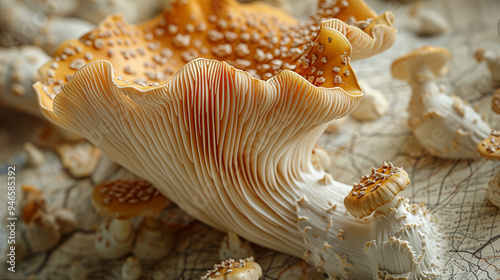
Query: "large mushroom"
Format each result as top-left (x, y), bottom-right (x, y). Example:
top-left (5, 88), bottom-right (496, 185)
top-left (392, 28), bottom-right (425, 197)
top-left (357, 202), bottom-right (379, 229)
top-left (91, 179), bottom-right (171, 259)
top-left (32, 0), bottom-right (443, 278)
top-left (391, 46), bottom-right (490, 159)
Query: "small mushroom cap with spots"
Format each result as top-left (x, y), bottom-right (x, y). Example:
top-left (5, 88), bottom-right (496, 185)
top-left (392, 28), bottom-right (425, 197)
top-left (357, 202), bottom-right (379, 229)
top-left (91, 179), bottom-right (171, 220)
top-left (200, 257), bottom-right (262, 280)
top-left (391, 46), bottom-right (451, 82)
top-left (477, 130), bottom-right (500, 160)
top-left (344, 162), bottom-right (410, 219)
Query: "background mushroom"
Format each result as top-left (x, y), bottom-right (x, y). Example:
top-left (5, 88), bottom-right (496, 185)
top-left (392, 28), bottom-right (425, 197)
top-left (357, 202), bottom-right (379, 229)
top-left (474, 48), bottom-right (500, 85)
top-left (405, 1), bottom-right (449, 36)
top-left (133, 212), bottom-right (174, 260)
top-left (21, 185), bottom-right (61, 252)
top-left (476, 130), bottom-right (500, 208)
top-left (0, 0), bottom-right (95, 55)
top-left (350, 80), bottom-right (389, 121)
top-left (0, 46), bottom-right (50, 118)
top-left (91, 179), bottom-right (171, 259)
top-left (391, 46), bottom-right (490, 159)
top-left (55, 141), bottom-right (102, 178)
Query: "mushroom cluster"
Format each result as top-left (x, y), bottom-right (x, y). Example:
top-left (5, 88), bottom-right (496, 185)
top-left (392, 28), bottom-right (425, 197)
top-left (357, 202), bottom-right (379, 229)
top-left (391, 46), bottom-right (491, 159)
top-left (92, 179), bottom-right (173, 260)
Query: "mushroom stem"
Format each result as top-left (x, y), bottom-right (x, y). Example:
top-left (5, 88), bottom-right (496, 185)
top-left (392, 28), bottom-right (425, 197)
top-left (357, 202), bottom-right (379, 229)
top-left (111, 219), bottom-right (134, 242)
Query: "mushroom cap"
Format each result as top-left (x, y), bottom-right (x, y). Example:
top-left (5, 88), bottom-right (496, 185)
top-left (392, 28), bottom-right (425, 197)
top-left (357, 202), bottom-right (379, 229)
top-left (391, 46), bottom-right (451, 81)
top-left (33, 0), bottom-right (397, 109)
top-left (476, 130), bottom-right (500, 160)
top-left (201, 257), bottom-right (262, 280)
top-left (344, 162), bottom-right (410, 219)
top-left (91, 179), bottom-right (171, 219)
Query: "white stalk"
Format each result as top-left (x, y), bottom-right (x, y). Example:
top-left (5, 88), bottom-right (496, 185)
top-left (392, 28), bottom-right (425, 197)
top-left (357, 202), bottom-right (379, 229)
top-left (95, 219), bottom-right (134, 258)
top-left (111, 219), bottom-right (134, 242)
top-left (393, 47), bottom-right (490, 159)
top-left (133, 216), bottom-right (173, 260)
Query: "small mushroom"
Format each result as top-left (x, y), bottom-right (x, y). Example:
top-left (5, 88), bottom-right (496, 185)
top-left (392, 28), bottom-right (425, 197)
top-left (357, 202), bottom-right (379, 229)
top-left (21, 185), bottom-right (62, 252)
top-left (133, 216), bottom-right (174, 260)
top-left (391, 46), bottom-right (490, 159)
top-left (406, 1), bottom-right (449, 36)
top-left (350, 80), bottom-right (389, 121)
top-left (0, 1), bottom-right (95, 54)
top-left (92, 179), bottom-right (170, 259)
top-left (201, 257), bottom-right (262, 280)
top-left (55, 141), bottom-right (102, 178)
top-left (0, 46), bottom-right (50, 118)
top-left (476, 130), bottom-right (500, 207)
top-left (474, 48), bottom-right (500, 84)
top-left (345, 162), bottom-right (446, 278)
top-left (219, 231), bottom-right (255, 261)
top-left (24, 142), bottom-right (45, 167)
top-left (122, 256), bottom-right (142, 280)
